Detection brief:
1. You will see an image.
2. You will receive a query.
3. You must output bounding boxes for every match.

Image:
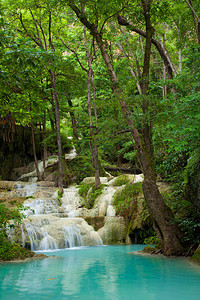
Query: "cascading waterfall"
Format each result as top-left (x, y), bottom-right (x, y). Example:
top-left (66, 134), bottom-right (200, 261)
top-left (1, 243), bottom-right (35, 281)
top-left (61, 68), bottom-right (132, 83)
top-left (63, 226), bottom-right (83, 248)
top-left (13, 178), bottom-right (103, 251)
top-left (21, 225), bottom-right (25, 248)
top-left (39, 233), bottom-right (58, 251)
top-left (25, 223), bottom-right (42, 250)
top-left (15, 182), bottom-right (38, 197)
top-left (9, 166), bottom-right (144, 250)
top-left (23, 199), bottom-right (59, 217)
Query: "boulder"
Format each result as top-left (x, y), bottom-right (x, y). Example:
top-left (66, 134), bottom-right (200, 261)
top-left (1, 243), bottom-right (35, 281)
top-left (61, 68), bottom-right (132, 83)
top-left (98, 216), bottom-right (126, 245)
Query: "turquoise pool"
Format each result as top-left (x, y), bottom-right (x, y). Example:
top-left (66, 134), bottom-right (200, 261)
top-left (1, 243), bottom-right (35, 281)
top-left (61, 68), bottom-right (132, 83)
top-left (0, 245), bottom-right (200, 300)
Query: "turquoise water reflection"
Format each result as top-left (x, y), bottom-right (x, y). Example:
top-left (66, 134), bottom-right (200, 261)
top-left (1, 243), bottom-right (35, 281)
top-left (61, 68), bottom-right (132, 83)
top-left (0, 245), bottom-right (200, 300)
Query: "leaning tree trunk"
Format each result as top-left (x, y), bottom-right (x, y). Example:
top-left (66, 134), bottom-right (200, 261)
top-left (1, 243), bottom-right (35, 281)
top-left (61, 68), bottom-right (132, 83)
top-left (137, 126), bottom-right (184, 255)
top-left (67, 0), bottom-right (185, 255)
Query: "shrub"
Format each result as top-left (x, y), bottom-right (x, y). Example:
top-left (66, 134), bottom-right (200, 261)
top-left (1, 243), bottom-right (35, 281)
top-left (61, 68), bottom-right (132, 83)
top-left (67, 156), bottom-right (106, 184)
top-left (78, 182), bottom-right (105, 209)
top-left (0, 203), bottom-right (34, 261)
top-left (144, 234), bottom-right (160, 247)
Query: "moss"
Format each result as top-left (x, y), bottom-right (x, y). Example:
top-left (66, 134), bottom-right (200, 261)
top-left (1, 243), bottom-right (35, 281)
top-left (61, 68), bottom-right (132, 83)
top-left (0, 196), bottom-right (26, 209)
top-left (142, 246), bottom-right (156, 254)
top-left (113, 182), bottom-right (154, 243)
top-left (192, 245), bottom-right (200, 262)
top-left (0, 239), bottom-right (35, 261)
top-left (84, 216), bottom-right (105, 231)
top-left (78, 182), bottom-right (105, 209)
top-left (113, 182), bottom-right (143, 222)
top-left (112, 175), bottom-right (131, 186)
top-left (192, 252), bottom-right (200, 262)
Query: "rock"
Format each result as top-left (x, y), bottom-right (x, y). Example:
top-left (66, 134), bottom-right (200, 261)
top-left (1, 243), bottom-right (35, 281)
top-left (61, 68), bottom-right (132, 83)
top-left (83, 216), bottom-right (105, 231)
top-left (98, 199), bottom-right (108, 216)
top-left (192, 244), bottom-right (200, 263)
top-left (13, 215), bottom-right (103, 250)
top-left (82, 177), bottom-right (109, 184)
top-left (0, 181), bottom-right (15, 191)
top-left (98, 216), bottom-right (126, 245)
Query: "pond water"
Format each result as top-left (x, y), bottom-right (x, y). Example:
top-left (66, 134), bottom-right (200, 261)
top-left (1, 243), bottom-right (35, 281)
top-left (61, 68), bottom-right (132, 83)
top-left (0, 245), bottom-right (200, 300)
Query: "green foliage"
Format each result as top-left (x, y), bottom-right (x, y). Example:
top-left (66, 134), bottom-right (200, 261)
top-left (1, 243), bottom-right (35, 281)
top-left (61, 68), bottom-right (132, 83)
top-left (177, 212), bottom-right (200, 244)
top-left (192, 248), bottom-right (200, 263)
top-left (113, 182), bottom-right (143, 222)
top-left (42, 133), bottom-right (73, 154)
top-left (0, 203), bottom-right (33, 261)
top-left (162, 191), bottom-right (200, 244)
top-left (67, 156), bottom-right (105, 184)
top-left (0, 203), bottom-right (23, 241)
top-left (78, 182), bottom-right (105, 209)
top-left (144, 234), bottom-right (160, 247)
top-left (57, 189), bottom-right (63, 206)
top-left (0, 240), bottom-right (35, 261)
top-left (112, 175), bottom-right (131, 186)
top-left (78, 182), bottom-right (92, 200)
top-left (183, 150), bottom-right (200, 204)
top-left (67, 156), bottom-right (95, 184)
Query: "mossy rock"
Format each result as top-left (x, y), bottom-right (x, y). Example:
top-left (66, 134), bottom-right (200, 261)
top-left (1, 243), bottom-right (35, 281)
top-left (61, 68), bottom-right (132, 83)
top-left (84, 216), bottom-right (105, 231)
top-left (0, 240), bottom-right (35, 261)
top-left (0, 181), bottom-right (15, 191)
top-left (112, 175), bottom-right (132, 186)
top-left (141, 245), bottom-right (156, 254)
top-left (98, 217), bottom-right (126, 245)
top-left (192, 245), bottom-right (200, 262)
top-left (78, 182), bottom-right (105, 209)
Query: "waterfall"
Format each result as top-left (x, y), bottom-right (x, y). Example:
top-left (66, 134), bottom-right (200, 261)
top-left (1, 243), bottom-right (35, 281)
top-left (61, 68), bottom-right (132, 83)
top-left (63, 226), bottom-right (83, 248)
top-left (15, 182), bottom-right (38, 197)
top-left (21, 221), bottom-right (84, 250)
top-left (25, 223), bottom-right (41, 250)
top-left (10, 174), bottom-right (139, 250)
top-left (39, 233), bottom-right (58, 251)
top-left (21, 225), bottom-right (25, 248)
top-left (23, 199), bottom-right (59, 217)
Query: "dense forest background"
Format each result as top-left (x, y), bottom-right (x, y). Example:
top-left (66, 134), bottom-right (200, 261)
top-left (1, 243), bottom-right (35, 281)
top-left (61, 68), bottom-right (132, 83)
top-left (0, 0), bottom-right (200, 256)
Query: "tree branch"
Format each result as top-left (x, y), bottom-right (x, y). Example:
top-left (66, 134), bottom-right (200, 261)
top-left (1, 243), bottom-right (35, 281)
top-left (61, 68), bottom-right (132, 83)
top-left (58, 37), bottom-right (88, 72)
top-left (185, 0), bottom-right (200, 22)
top-left (117, 15), bottom-right (177, 79)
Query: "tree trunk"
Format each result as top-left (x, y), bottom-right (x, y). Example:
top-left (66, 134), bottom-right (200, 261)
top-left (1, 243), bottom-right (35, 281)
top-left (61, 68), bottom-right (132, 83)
top-left (185, 0), bottom-right (200, 44)
top-left (67, 0), bottom-right (185, 255)
top-left (42, 110), bottom-right (48, 171)
top-left (67, 97), bottom-right (79, 140)
top-left (31, 122), bottom-right (42, 181)
top-left (50, 70), bottom-right (63, 192)
top-left (84, 25), bottom-right (101, 189)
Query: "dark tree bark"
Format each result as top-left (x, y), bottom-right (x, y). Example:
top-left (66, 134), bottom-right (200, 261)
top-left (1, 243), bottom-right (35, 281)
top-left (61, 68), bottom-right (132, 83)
top-left (42, 110), bottom-right (48, 171)
top-left (185, 0), bottom-right (200, 44)
top-left (83, 25), bottom-right (101, 189)
top-left (50, 69), bottom-right (64, 192)
top-left (67, 97), bottom-right (79, 140)
top-left (31, 120), bottom-right (42, 181)
top-left (18, 9), bottom-right (64, 192)
top-left (117, 15), bottom-right (177, 79)
top-left (49, 11), bottom-right (63, 193)
top-left (67, 0), bottom-right (185, 255)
